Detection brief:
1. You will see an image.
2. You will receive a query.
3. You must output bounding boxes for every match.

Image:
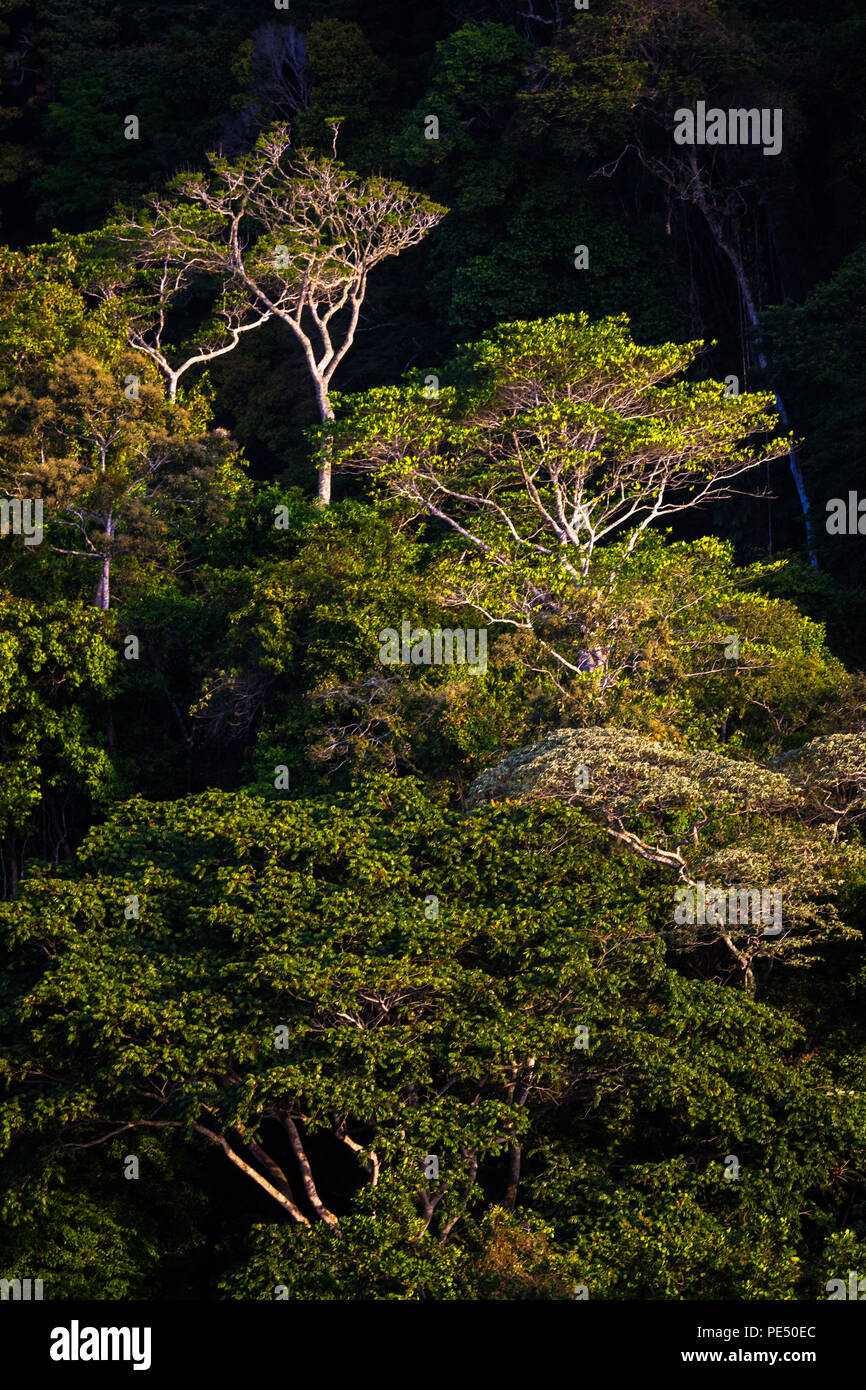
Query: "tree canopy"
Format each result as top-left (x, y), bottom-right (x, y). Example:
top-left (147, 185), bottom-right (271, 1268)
top-left (0, 0), bottom-right (865, 1310)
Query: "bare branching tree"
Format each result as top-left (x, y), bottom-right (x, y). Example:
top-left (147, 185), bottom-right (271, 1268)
top-left (120, 125), bottom-right (446, 503)
top-left (92, 244), bottom-right (273, 405)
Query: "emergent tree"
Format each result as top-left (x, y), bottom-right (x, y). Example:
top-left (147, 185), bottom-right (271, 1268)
top-left (120, 124), bottom-right (446, 503)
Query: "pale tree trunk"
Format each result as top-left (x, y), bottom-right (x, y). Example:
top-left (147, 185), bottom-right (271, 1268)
top-left (94, 553), bottom-right (110, 611)
top-left (684, 150), bottom-right (817, 567)
top-left (316, 389), bottom-right (335, 507)
top-left (94, 512), bottom-right (114, 611)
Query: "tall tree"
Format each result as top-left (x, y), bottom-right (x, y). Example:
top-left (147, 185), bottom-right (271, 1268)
top-left (122, 124), bottom-right (446, 503)
top-left (523, 0), bottom-right (818, 560)
top-left (333, 312), bottom-right (787, 677)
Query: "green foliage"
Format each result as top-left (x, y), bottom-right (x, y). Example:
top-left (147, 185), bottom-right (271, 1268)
top-left (398, 23), bottom-right (532, 184)
top-left (31, 4), bottom-right (249, 229)
top-left (396, 22), bottom-right (685, 340)
top-left (467, 724), bottom-right (866, 978)
top-left (762, 243), bottom-right (866, 581)
top-left (295, 20), bottom-right (397, 167)
top-left (0, 1134), bottom-right (207, 1299)
top-left (0, 0), bottom-right (865, 1305)
top-left (0, 592), bottom-right (116, 861)
top-left (0, 240), bottom-right (125, 381)
top-left (1, 779), bottom-right (864, 1298)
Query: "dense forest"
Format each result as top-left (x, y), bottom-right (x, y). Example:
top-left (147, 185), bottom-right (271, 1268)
top-left (0, 0), bottom-right (865, 1305)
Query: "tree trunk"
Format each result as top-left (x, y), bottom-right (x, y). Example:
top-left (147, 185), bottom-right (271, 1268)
top-left (683, 151), bottom-right (817, 567)
top-left (316, 389), bottom-right (334, 507)
top-left (278, 1115), bottom-right (339, 1226)
top-left (94, 511), bottom-right (114, 611)
top-left (502, 1059), bottom-right (535, 1211)
top-left (94, 553), bottom-right (110, 611)
top-left (502, 1144), bottom-right (522, 1212)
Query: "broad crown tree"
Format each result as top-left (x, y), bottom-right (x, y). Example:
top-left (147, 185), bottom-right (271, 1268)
top-left (333, 312), bottom-right (787, 676)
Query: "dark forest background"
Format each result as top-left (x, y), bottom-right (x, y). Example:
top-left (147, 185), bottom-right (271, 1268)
top-left (1, 0), bottom-right (866, 1302)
